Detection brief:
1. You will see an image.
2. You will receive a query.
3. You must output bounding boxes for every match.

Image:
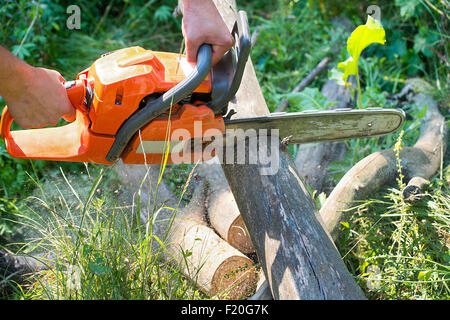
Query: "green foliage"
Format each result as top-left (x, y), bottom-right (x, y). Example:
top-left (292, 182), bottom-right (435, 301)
top-left (396, 0), bottom-right (422, 18)
top-left (334, 15), bottom-right (386, 108)
top-left (9, 166), bottom-right (205, 300)
top-left (367, 0), bottom-right (448, 93)
top-left (249, 1), bottom-right (347, 110)
top-left (337, 16), bottom-right (386, 84)
top-left (0, 197), bottom-right (21, 244)
top-left (163, 163), bottom-right (195, 205)
top-left (285, 87), bottom-right (336, 111)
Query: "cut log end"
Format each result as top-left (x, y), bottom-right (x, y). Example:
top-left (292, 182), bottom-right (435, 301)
top-left (402, 176), bottom-right (430, 202)
top-left (228, 215), bottom-right (255, 254)
top-left (212, 255), bottom-right (257, 299)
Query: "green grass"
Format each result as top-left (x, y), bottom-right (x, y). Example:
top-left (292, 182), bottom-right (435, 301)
top-left (0, 0), bottom-right (448, 300)
top-left (6, 164), bottom-right (208, 300)
top-left (336, 167), bottom-right (450, 300)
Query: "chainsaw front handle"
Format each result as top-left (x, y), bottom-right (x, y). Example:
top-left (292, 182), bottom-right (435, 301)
top-left (210, 10), bottom-right (251, 114)
top-left (105, 43), bottom-right (213, 162)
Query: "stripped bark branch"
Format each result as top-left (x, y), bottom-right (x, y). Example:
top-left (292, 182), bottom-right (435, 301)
top-left (319, 79), bottom-right (448, 239)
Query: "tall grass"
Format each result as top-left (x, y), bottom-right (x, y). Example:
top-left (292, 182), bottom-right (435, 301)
top-left (8, 163), bottom-right (207, 300)
top-left (335, 135), bottom-right (449, 300)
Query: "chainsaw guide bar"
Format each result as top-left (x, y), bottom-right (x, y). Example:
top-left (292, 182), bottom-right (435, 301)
top-left (224, 108), bottom-right (405, 144)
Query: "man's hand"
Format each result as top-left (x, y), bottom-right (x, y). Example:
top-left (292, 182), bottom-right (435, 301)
top-left (0, 46), bottom-right (75, 128)
top-left (182, 0), bottom-right (234, 66)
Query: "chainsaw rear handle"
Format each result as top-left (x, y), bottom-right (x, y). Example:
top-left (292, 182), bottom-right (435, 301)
top-left (105, 43), bottom-right (213, 162)
top-left (1, 79), bottom-right (91, 142)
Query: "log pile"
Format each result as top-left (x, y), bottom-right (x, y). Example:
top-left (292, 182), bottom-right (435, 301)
top-left (112, 1), bottom-right (367, 300)
top-left (115, 162), bottom-right (259, 299)
top-left (113, 74), bottom-right (445, 300)
top-left (110, 0), bottom-right (368, 300)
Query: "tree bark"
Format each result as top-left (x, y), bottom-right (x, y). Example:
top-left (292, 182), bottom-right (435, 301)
top-left (213, 0), bottom-right (366, 300)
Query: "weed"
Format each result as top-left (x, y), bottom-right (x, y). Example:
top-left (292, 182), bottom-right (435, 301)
top-left (336, 134), bottom-right (449, 299)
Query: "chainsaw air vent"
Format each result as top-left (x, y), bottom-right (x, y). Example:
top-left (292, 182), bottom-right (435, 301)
top-left (115, 87), bottom-right (124, 105)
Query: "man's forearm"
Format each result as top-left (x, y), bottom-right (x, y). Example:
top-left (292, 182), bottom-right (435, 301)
top-left (0, 46), bottom-right (33, 102)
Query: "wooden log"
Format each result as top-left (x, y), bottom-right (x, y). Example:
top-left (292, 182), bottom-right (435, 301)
top-left (0, 250), bottom-right (48, 296)
top-left (213, 0), bottom-right (366, 300)
top-left (114, 162), bottom-right (258, 299)
top-left (197, 160), bottom-right (255, 254)
top-left (295, 79), bottom-right (356, 194)
top-left (402, 176), bottom-right (430, 202)
top-left (319, 79), bottom-right (448, 239)
top-left (166, 179), bottom-right (257, 299)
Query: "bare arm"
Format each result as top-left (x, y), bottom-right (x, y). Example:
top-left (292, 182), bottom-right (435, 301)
top-left (182, 0), bottom-right (234, 66)
top-left (0, 46), bottom-right (74, 128)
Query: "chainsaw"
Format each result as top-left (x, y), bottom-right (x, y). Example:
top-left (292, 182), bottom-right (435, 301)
top-left (0, 11), bottom-right (404, 165)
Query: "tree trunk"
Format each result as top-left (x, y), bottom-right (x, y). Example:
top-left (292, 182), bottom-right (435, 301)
top-left (212, 0), bottom-right (366, 300)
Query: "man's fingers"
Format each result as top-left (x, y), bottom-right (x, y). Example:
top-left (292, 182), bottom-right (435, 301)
top-left (185, 40), bottom-right (200, 64)
top-left (187, 41), bottom-right (234, 66)
top-left (211, 33), bottom-right (234, 65)
top-left (62, 110), bottom-right (76, 122)
top-left (61, 91), bottom-right (76, 122)
top-left (211, 44), bottom-right (229, 66)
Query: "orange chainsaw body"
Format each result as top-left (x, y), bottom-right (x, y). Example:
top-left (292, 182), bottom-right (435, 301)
top-left (1, 47), bottom-right (224, 165)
